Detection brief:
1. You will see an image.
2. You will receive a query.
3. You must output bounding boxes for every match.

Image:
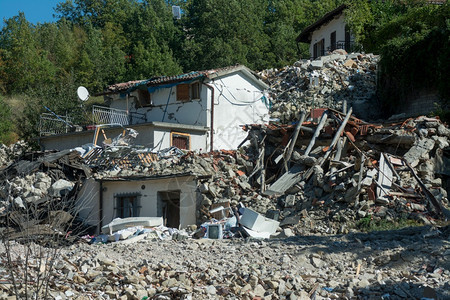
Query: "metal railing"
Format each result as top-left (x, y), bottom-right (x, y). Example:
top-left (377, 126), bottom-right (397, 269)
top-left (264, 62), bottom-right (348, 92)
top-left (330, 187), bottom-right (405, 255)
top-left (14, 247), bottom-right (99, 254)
top-left (39, 113), bottom-right (72, 136)
top-left (328, 40), bottom-right (356, 53)
top-left (92, 105), bottom-right (130, 125)
top-left (313, 41), bottom-right (358, 59)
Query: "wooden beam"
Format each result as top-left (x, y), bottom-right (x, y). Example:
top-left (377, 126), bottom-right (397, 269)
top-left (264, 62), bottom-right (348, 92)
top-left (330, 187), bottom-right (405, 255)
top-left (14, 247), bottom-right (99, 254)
top-left (320, 108), bottom-right (353, 167)
top-left (285, 111), bottom-right (306, 169)
top-left (304, 110), bottom-right (328, 156)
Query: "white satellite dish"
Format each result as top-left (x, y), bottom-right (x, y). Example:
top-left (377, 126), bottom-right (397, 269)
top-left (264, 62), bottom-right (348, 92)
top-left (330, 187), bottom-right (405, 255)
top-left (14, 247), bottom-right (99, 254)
top-left (77, 86), bottom-right (90, 101)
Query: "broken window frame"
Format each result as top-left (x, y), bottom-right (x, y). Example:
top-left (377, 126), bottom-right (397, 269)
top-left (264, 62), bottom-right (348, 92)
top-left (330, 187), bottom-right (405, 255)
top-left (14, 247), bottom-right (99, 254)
top-left (114, 193), bottom-right (142, 218)
top-left (137, 89), bottom-right (152, 107)
top-left (170, 131), bottom-right (190, 150)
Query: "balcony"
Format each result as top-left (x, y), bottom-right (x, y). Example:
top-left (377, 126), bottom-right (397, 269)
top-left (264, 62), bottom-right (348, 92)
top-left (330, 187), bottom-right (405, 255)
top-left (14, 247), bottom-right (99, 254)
top-left (92, 105), bottom-right (130, 125)
top-left (328, 40), bottom-right (357, 53)
top-left (312, 40), bottom-right (358, 59)
top-left (39, 106), bottom-right (147, 136)
top-left (39, 113), bottom-right (73, 136)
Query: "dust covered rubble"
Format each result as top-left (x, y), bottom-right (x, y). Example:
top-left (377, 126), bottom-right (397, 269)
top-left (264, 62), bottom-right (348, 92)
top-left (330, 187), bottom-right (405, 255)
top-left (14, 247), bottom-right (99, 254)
top-left (244, 112), bottom-right (450, 236)
top-left (1, 112), bottom-right (450, 238)
top-left (0, 225), bottom-right (448, 299)
top-left (0, 141), bottom-right (31, 168)
top-left (0, 149), bottom-right (89, 237)
top-left (260, 51), bottom-right (379, 123)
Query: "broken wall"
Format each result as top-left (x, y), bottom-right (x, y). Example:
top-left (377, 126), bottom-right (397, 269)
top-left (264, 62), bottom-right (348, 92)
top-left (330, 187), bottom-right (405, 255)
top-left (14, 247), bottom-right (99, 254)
top-left (99, 176), bottom-right (197, 231)
top-left (108, 84), bottom-right (209, 126)
top-left (76, 178), bottom-right (100, 229)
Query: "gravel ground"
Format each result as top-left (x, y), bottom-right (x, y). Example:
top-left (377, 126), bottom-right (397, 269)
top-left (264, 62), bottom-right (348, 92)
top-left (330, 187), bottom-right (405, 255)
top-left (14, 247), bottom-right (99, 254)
top-left (0, 225), bottom-right (449, 300)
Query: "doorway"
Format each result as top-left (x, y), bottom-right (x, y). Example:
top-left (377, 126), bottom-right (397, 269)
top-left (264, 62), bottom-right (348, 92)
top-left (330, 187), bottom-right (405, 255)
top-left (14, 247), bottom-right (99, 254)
top-left (157, 190), bottom-right (181, 228)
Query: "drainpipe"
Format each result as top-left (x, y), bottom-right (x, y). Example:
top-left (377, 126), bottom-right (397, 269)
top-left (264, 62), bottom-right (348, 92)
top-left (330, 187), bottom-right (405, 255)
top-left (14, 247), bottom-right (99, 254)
top-left (99, 180), bottom-right (103, 233)
top-left (203, 83), bottom-right (215, 152)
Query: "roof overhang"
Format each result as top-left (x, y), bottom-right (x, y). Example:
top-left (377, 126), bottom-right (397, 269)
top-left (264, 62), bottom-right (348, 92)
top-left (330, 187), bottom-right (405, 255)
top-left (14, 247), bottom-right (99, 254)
top-left (205, 65), bottom-right (269, 90)
top-left (97, 65), bottom-right (268, 96)
top-left (296, 4), bottom-right (347, 44)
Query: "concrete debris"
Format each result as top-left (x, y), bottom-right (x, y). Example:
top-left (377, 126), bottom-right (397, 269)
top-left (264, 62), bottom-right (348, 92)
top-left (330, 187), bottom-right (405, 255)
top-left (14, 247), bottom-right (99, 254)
top-left (0, 225), bottom-right (448, 299)
top-left (0, 149), bottom-right (89, 239)
top-left (244, 109), bottom-right (450, 235)
top-left (0, 112), bottom-right (449, 298)
top-left (0, 140), bottom-right (31, 168)
top-left (260, 51), bottom-right (379, 123)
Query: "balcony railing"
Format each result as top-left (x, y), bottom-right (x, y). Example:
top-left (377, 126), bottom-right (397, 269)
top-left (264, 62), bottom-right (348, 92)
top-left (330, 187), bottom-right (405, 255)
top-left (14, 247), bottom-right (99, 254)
top-left (39, 106), bottom-right (148, 136)
top-left (92, 105), bottom-right (130, 125)
top-left (39, 113), bottom-right (73, 136)
top-left (328, 40), bottom-right (356, 53)
top-left (313, 41), bottom-right (358, 59)
top-left (91, 106), bottom-right (147, 126)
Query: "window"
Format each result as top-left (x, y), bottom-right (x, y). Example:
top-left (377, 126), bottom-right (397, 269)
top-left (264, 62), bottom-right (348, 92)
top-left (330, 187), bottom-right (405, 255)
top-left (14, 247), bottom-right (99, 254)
top-left (345, 25), bottom-right (351, 52)
top-left (171, 132), bottom-right (190, 150)
top-left (137, 89), bottom-right (152, 107)
top-left (330, 31), bottom-right (336, 51)
top-left (319, 39), bottom-right (325, 56)
top-left (313, 39), bottom-right (325, 59)
top-left (176, 82), bottom-right (201, 101)
top-left (115, 193), bottom-right (141, 218)
top-left (191, 82), bottom-right (200, 100)
top-left (177, 84), bottom-right (190, 101)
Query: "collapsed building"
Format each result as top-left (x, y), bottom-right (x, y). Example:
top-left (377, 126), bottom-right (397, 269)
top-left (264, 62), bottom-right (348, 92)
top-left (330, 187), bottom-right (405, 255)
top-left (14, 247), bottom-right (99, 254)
top-left (0, 52), bottom-right (449, 241)
top-left (1, 108), bottom-right (449, 241)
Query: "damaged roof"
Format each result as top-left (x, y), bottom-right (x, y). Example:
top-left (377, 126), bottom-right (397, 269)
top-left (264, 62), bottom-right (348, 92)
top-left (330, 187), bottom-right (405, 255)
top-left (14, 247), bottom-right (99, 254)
top-left (296, 4), bottom-right (347, 43)
top-left (101, 65), bottom-right (268, 95)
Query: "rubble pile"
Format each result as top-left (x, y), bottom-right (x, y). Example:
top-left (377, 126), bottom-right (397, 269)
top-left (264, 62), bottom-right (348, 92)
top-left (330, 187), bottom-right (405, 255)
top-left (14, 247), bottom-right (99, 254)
top-left (1, 225), bottom-right (448, 299)
top-left (260, 51), bottom-right (379, 123)
top-left (244, 111), bottom-right (450, 235)
top-left (0, 141), bottom-right (30, 168)
top-left (92, 148), bottom-right (277, 220)
top-left (0, 150), bottom-right (89, 239)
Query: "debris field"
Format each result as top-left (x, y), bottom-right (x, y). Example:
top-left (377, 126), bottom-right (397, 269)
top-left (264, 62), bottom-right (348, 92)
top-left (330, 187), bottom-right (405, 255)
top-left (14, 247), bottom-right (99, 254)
top-left (0, 51), bottom-right (449, 299)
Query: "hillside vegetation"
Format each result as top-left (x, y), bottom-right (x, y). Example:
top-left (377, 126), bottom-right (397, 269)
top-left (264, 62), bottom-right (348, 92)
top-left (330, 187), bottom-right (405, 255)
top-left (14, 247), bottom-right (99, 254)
top-left (0, 0), bottom-right (448, 144)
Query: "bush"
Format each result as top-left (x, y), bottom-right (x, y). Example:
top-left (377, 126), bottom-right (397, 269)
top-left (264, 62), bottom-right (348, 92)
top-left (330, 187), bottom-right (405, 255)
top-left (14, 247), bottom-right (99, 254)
top-left (0, 97), bottom-right (15, 145)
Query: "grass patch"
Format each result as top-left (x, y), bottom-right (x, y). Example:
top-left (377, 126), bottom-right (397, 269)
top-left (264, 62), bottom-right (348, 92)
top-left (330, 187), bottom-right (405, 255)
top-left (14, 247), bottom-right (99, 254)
top-left (356, 215), bottom-right (423, 232)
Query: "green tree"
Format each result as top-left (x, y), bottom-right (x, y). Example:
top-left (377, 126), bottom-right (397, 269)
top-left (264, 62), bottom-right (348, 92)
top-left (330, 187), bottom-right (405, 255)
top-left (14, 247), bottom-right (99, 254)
top-left (265, 0), bottom-right (342, 65)
top-left (123, 0), bottom-right (182, 78)
top-left (181, 0), bottom-right (269, 71)
top-left (0, 13), bottom-right (57, 94)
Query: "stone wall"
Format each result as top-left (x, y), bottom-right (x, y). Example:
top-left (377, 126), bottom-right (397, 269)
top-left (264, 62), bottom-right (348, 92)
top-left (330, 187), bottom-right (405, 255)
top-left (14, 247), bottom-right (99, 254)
top-left (401, 89), bottom-right (441, 117)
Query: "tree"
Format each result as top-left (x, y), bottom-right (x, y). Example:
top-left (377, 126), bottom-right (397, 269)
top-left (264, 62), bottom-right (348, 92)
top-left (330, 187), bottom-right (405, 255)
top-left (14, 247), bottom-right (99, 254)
top-left (123, 0), bottom-right (182, 78)
top-left (345, 1), bottom-right (450, 116)
top-left (265, 0), bottom-right (342, 65)
top-left (0, 13), bottom-right (57, 95)
top-left (181, 0), bottom-right (269, 71)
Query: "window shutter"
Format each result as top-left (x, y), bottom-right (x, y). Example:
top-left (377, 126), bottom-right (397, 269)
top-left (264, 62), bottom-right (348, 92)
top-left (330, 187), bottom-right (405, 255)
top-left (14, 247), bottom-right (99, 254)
top-left (177, 84), bottom-right (190, 101)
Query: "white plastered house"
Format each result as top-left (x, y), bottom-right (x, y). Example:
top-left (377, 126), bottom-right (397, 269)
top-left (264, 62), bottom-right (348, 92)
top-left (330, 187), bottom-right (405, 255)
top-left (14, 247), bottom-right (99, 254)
top-left (47, 65), bottom-right (269, 233)
top-left (296, 4), bottom-right (355, 59)
top-left (39, 65), bottom-right (270, 152)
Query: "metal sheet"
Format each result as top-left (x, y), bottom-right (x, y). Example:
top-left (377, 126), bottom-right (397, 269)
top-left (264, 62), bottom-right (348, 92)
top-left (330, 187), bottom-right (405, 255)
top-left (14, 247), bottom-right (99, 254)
top-left (264, 164), bottom-right (303, 196)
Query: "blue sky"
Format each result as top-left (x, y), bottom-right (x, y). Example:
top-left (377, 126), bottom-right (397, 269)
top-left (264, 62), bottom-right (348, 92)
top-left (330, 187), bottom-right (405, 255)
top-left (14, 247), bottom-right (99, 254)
top-left (0, 0), bottom-right (62, 26)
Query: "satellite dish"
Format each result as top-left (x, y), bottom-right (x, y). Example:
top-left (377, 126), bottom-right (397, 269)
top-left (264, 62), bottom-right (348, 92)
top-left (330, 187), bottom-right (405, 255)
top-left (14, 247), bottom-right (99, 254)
top-left (77, 86), bottom-right (90, 102)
